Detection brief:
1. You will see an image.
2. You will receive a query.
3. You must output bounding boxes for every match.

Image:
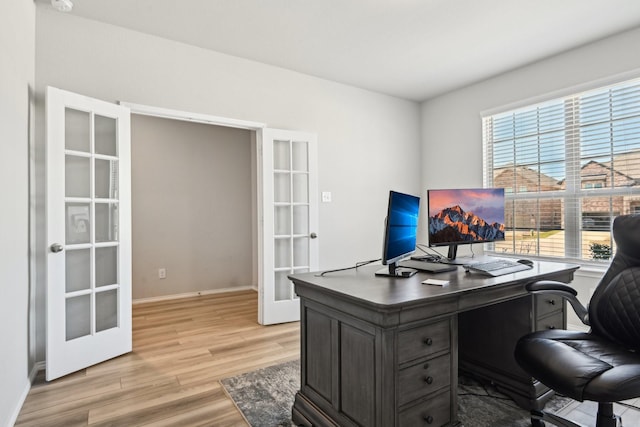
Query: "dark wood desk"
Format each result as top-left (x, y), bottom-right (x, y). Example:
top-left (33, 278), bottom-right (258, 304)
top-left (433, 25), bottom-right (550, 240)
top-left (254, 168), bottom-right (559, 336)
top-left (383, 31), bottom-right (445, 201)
top-left (288, 260), bottom-right (579, 427)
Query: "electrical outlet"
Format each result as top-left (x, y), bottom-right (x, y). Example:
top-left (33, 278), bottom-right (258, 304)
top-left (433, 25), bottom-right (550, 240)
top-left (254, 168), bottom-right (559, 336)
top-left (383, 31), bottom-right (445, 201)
top-left (158, 268), bottom-right (166, 279)
top-left (322, 191), bottom-right (332, 202)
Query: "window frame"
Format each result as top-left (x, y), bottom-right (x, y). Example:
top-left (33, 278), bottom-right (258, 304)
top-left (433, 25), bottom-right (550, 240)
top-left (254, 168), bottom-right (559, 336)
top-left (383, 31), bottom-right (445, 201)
top-left (482, 76), bottom-right (640, 264)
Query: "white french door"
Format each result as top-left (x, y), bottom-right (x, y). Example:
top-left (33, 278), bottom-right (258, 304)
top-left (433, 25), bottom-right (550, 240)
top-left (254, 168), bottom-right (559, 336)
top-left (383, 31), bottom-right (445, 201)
top-left (259, 129), bottom-right (319, 325)
top-left (46, 87), bottom-right (132, 380)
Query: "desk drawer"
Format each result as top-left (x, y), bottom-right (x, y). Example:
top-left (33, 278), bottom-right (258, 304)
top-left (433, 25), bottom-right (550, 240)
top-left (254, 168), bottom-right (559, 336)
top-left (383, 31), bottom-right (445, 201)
top-left (535, 310), bottom-right (564, 331)
top-left (398, 319), bottom-right (450, 364)
top-left (535, 294), bottom-right (563, 318)
top-left (399, 389), bottom-right (450, 427)
top-left (398, 354), bottom-right (450, 406)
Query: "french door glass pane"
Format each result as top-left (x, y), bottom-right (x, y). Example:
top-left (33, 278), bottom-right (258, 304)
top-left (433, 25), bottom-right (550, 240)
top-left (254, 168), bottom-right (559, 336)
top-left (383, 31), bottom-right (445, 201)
top-left (96, 289), bottom-right (118, 332)
top-left (65, 108), bottom-right (90, 152)
top-left (96, 246), bottom-right (118, 287)
top-left (274, 173), bottom-right (290, 203)
top-left (292, 141), bottom-right (308, 171)
top-left (95, 202), bottom-right (118, 242)
top-left (293, 237), bottom-right (309, 267)
top-left (66, 295), bottom-right (91, 341)
top-left (275, 271), bottom-right (292, 301)
top-left (65, 249), bottom-right (90, 292)
top-left (293, 205), bottom-right (308, 235)
top-left (95, 159), bottom-right (118, 199)
top-left (274, 139), bottom-right (290, 170)
top-left (94, 115), bottom-right (117, 156)
top-left (65, 203), bottom-right (90, 244)
top-left (65, 155), bottom-right (90, 197)
top-left (275, 206), bottom-right (291, 236)
top-left (292, 174), bottom-right (309, 203)
top-left (275, 238), bottom-right (290, 269)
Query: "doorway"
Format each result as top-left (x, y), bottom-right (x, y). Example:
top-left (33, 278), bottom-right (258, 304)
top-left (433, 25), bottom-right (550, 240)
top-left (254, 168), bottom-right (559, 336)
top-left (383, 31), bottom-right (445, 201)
top-left (122, 103), bottom-right (319, 325)
top-left (130, 114), bottom-right (257, 301)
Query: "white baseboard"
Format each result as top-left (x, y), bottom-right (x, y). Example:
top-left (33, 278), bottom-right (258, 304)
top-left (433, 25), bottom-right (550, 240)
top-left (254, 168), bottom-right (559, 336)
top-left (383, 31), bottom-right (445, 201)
top-left (7, 361), bottom-right (43, 427)
top-left (29, 361), bottom-right (45, 381)
top-left (132, 286), bottom-right (256, 305)
top-left (6, 383), bottom-right (28, 427)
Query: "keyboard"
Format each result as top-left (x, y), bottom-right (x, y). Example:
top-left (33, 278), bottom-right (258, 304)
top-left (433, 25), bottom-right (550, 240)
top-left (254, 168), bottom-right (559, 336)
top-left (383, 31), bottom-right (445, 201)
top-left (464, 259), bottom-right (532, 277)
top-left (398, 259), bottom-right (457, 273)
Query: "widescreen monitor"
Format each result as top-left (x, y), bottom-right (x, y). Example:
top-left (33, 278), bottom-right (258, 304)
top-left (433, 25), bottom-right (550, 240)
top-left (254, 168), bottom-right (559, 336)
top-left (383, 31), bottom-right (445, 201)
top-left (427, 188), bottom-right (505, 261)
top-left (377, 190), bottom-right (420, 277)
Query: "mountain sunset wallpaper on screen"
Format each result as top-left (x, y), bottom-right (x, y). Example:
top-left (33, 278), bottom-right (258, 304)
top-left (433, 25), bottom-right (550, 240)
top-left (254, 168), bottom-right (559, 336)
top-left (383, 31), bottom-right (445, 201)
top-left (428, 188), bottom-right (505, 245)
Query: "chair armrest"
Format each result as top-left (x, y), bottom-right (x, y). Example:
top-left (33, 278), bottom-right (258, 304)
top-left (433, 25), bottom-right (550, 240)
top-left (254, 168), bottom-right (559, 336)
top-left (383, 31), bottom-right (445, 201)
top-left (525, 280), bottom-right (589, 326)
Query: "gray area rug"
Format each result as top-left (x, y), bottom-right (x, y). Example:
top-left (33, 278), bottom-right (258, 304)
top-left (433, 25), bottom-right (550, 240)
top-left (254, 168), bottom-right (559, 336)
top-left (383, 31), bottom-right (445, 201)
top-left (221, 360), bottom-right (300, 427)
top-left (458, 376), bottom-right (572, 427)
top-left (221, 359), bottom-right (573, 427)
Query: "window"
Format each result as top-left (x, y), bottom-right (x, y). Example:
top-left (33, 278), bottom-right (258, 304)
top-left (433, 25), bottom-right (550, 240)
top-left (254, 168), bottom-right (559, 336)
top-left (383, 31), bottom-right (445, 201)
top-left (583, 181), bottom-right (605, 189)
top-left (483, 78), bottom-right (640, 262)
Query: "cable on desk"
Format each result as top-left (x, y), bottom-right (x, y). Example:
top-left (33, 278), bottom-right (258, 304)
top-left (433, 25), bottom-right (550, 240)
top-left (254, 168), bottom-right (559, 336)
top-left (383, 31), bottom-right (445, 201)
top-left (316, 258), bottom-right (381, 277)
top-left (415, 243), bottom-right (445, 261)
top-left (415, 243), bottom-right (485, 266)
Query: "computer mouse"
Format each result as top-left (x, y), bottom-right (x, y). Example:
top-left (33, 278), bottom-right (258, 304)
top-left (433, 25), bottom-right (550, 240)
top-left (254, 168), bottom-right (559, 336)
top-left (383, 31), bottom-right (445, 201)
top-left (517, 259), bottom-right (534, 267)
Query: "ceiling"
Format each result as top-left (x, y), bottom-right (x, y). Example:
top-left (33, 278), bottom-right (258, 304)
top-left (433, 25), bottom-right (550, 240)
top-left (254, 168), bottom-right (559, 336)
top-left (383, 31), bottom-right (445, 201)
top-left (44, 0), bottom-right (640, 101)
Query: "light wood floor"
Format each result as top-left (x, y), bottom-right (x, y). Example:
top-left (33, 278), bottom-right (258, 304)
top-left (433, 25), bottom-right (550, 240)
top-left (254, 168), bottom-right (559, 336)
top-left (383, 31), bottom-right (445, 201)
top-left (15, 290), bottom-right (300, 427)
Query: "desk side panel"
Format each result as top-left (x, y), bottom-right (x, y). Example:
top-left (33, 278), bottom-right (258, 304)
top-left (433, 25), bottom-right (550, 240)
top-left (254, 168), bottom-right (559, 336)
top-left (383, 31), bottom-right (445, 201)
top-left (299, 300), bottom-right (385, 427)
top-left (306, 309), bottom-right (333, 402)
top-left (340, 323), bottom-right (375, 426)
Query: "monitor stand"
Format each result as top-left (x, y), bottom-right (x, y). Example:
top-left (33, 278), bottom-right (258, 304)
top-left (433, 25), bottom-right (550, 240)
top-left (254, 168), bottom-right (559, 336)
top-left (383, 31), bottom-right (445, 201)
top-left (375, 262), bottom-right (417, 278)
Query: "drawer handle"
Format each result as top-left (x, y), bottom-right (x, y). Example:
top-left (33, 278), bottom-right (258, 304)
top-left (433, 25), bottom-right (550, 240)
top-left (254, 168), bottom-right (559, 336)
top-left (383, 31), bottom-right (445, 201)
top-left (424, 376), bottom-right (434, 384)
top-left (548, 325), bottom-right (556, 330)
top-left (547, 299), bottom-right (556, 305)
top-left (423, 338), bottom-right (433, 346)
top-left (423, 415), bottom-right (434, 424)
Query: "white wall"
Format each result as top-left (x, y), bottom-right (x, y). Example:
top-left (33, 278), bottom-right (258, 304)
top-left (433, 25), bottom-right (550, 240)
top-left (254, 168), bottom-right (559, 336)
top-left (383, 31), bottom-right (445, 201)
top-left (131, 115), bottom-right (254, 299)
top-left (34, 7), bottom-right (421, 362)
top-left (420, 26), bottom-right (640, 328)
top-left (0, 0), bottom-right (35, 425)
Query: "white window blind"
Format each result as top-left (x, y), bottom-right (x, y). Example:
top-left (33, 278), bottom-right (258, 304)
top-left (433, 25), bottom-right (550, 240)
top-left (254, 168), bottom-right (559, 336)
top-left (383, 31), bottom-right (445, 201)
top-left (483, 77), bottom-right (640, 262)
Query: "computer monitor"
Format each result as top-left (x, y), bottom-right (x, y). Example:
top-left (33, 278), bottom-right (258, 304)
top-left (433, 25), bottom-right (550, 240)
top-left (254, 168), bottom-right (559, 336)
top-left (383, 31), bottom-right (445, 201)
top-left (427, 188), bottom-right (505, 261)
top-left (377, 190), bottom-right (420, 277)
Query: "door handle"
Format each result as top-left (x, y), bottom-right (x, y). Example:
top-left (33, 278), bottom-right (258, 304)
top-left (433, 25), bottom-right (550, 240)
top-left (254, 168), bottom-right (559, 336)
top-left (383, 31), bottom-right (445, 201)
top-left (310, 232), bottom-right (318, 239)
top-left (50, 243), bottom-right (64, 253)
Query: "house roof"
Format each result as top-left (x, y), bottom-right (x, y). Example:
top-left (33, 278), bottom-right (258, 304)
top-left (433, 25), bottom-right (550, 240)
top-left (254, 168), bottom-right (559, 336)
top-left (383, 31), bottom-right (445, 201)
top-left (494, 165), bottom-right (561, 188)
top-left (602, 151), bottom-right (640, 183)
top-left (554, 157), bottom-right (640, 187)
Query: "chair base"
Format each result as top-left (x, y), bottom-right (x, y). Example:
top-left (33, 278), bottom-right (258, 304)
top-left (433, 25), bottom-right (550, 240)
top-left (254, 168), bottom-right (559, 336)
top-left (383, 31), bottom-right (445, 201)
top-left (530, 402), bottom-right (622, 427)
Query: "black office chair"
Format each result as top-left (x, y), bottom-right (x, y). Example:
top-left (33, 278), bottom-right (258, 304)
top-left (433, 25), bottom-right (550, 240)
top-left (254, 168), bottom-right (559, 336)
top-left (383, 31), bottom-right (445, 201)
top-left (515, 214), bottom-right (640, 427)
